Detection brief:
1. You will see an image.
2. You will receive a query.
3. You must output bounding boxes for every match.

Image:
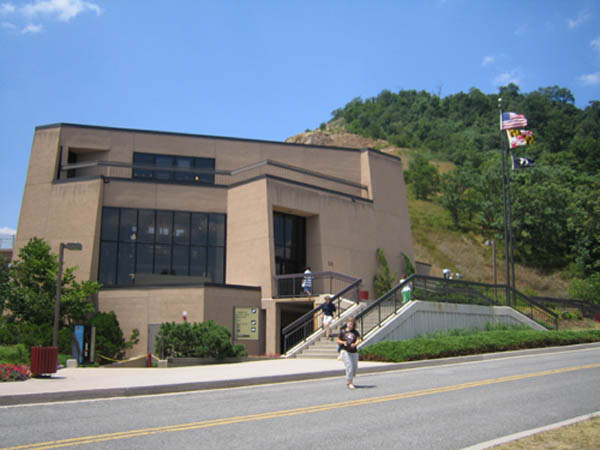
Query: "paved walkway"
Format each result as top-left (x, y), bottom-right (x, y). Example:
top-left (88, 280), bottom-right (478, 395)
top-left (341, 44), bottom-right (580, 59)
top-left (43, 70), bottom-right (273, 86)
top-left (2, 343), bottom-right (600, 407)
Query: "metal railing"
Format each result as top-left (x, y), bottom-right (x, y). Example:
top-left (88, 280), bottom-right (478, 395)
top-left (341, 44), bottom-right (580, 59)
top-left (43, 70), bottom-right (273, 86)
top-left (531, 296), bottom-right (600, 320)
top-left (274, 271), bottom-right (360, 298)
top-left (57, 159), bottom-right (369, 199)
top-left (281, 275), bottom-right (361, 354)
top-left (355, 275), bottom-right (559, 339)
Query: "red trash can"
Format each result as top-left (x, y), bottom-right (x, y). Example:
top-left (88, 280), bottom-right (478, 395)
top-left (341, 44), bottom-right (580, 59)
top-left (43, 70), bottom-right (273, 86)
top-left (30, 346), bottom-right (58, 376)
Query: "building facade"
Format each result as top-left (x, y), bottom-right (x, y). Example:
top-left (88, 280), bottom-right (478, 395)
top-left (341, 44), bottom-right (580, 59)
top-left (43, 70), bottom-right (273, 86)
top-left (15, 123), bottom-right (414, 356)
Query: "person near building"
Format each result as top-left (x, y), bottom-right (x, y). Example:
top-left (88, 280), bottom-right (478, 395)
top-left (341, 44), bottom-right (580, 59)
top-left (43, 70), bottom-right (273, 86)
top-left (337, 317), bottom-right (361, 389)
top-left (400, 274), bottom-right (412, 303)
top-left (302, 267), bottom-right (313, 295)
top-left (320, 296), bottom-right (336, 340)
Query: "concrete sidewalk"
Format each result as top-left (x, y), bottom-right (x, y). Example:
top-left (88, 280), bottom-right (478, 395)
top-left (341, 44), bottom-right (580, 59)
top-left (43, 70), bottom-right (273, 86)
top-left (2, 342), bottom-right (600, 406)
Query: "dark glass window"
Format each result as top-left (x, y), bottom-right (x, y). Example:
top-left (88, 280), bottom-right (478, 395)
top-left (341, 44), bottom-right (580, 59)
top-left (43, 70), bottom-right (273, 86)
top-left (132, 152), bottom-right (215, 185)
top-left (172, 245), bottom-right (189, 276)
top-left (101, 208), bottom-right (119, 241)
top-left (136, 243), bottom-right (154, 275)
top-left (156, 211), bottom-right (172, 244)
top-left (274, 212), bottom-right (305, 276)
top-left (191, 213), bottom-right (208, 245)
top-left (154, 155), bottom-right (174, 181)
top-left (195, 158), bottom-right (215, 184)
top-left (98, 242), bottom-right (117, 286)
top-left (133, 153), bottom-right (154, 179)
top-left (190, 246), bottom-right (207, 277)
top-left (117, 243), bottom-right (135, 285)
top-left (208, 214), bottom-right (225, 246)
top-left (173, 212), bottom-right (190, 245)
top-left (174, 157), bottom-right (194, 183)
top-left (98, 207), bottom-right (225, 286)
top-left (155, 244), bottom-right (171, 275)
top-left (120, 209), bottom-right (137, 243)
top-left (138, 210), bottom-right (155, 243)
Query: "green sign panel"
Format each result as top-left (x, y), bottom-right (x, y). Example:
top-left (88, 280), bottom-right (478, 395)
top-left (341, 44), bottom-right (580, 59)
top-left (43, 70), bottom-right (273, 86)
top-left (234, 307), bottom-right (259, 340)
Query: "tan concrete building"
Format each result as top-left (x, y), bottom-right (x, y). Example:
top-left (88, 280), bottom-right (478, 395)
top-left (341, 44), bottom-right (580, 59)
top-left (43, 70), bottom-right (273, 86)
top-left (15, 123), bottom-right (414, 357)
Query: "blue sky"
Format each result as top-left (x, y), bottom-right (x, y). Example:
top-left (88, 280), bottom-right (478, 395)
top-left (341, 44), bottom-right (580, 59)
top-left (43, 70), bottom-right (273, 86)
top-left (1, 0), bottom-right (599, 241)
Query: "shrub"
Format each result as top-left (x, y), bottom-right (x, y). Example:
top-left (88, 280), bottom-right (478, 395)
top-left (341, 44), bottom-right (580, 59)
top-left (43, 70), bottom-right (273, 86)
top-left (0, 344), bottom-right (29, 364)
top-left (91, 312), bottom-right (139, 365)
top-left (155, 320), bottom-right (247, 360)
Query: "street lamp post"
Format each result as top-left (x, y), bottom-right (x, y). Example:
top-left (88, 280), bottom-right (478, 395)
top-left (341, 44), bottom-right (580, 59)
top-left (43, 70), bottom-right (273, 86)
top-left (485, 240), bottom-right (498, 304)
top-left (53, 242), bottom-right (82, 348)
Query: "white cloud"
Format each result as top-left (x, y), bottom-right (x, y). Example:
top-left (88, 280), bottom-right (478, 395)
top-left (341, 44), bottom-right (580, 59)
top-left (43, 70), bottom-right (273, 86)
top-left (494, 70), bottom-right (521, 86)
top-left (1, 3), bottom-right (16, 14)
top-left (577, 72), bottom-right (600, 86)
top-left (1, 20), bottom-right (16, 29)
top-left (22, 22), bottom-right (42, 33)
top-left (567, 11), bottom-right (591, 29)
top-left (514, 24), bottom-right (527, 36)
top-left (0, 227), bottom-right (16, 236)
top-left (591, 36), bottom-right (600, 54)
top-left (481, 56), bottom-right (495, 67)
top-left (21, 0), bottom-right (102, 22)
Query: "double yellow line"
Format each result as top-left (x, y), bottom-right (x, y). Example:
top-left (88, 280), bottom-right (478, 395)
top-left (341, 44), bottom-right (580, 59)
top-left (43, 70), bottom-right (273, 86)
top-left (5, 363), bottom-right (600, 450)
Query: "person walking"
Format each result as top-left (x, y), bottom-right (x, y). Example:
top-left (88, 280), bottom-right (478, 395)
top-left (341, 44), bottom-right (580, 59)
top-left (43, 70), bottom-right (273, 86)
top-left (337, 317), bottom-right (361, 389)
top-left (302, 267), bottom-right (313, 296)
top-left (320, 296), bottom-right (336, 340)
top-left (400, 274), bottom-right (412, 304)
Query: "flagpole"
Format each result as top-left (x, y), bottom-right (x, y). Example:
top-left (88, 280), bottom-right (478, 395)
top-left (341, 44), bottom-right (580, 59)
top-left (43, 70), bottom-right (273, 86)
top-left (507, 150), bottom-right (516, 303)
top-left (498, 98), bottom-right (511, 306)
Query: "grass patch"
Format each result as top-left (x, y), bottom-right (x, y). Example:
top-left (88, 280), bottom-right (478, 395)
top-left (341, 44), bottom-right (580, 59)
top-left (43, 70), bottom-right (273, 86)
top-left (360, 328), bottom-right (600, 363)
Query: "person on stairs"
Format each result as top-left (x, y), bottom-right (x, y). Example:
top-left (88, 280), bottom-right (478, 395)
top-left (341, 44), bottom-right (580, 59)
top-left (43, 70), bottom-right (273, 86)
top-left (320, 296), bottom-right (336, 340)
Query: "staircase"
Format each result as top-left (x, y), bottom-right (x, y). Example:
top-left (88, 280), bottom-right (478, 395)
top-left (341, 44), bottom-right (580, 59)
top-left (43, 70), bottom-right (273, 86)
top-left (295, 330), bottom-right (341, 359)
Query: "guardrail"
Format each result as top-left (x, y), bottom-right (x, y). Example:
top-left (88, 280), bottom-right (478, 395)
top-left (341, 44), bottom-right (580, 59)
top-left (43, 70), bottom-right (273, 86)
top-left (57, 159), bottom-right (369, 199)
top-left (281, 276), bottom-right (361, 354)
top-left (355, 274), bottom-right (560, 339)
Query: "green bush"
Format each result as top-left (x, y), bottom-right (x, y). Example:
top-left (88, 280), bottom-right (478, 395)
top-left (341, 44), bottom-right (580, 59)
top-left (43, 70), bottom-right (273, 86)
top-left (155, 320), bottom-right (247, 360)
top-left (0, 320), bottom-right (52, 349)
top-left (0, 344), bottom-right (29, 364)
top-left (360, 328), bottom-right (600, 363)
top-left (91, 312), bottom-right (139, 365)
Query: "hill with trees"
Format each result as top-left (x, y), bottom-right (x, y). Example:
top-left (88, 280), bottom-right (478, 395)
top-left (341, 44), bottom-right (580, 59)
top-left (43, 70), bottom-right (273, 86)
top-left (289, 84), bottom-right (600, 301)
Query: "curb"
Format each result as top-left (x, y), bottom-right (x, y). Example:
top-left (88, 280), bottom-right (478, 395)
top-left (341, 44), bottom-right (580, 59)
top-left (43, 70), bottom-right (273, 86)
top-left (3, 342), bottom-right (600, 406)
top-left (463, 411), bottom-right (600, 449)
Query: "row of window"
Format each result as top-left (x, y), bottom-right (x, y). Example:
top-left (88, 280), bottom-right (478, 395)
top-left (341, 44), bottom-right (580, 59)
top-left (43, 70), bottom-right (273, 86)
top-left (133, 152), bottom-right (215, 185)
top-left (99, 208), bottom-right (225, 286)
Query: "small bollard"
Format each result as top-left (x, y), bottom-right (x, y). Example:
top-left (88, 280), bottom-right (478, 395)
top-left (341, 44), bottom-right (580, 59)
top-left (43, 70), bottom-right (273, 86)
top-left (66, 359), bottom-right (78, 368)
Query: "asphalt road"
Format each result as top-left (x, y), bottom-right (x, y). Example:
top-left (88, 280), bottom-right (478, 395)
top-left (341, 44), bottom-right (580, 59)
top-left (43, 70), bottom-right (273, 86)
top-left (2, 347), bottom-right (599, 450)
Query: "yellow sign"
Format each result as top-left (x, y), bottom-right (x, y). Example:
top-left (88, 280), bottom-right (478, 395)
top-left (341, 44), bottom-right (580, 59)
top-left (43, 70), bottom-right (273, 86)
top-left (234, 307), bottom-right (259, 340)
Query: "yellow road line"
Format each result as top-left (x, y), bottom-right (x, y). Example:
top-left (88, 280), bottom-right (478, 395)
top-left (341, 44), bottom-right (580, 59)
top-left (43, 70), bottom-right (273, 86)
top-left (5, 363), bottom-right (600, 450)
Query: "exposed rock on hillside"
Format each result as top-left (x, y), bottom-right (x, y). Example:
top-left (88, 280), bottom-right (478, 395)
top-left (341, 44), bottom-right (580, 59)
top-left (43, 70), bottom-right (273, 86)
top-left (285, 130), bottom-right (390, 151)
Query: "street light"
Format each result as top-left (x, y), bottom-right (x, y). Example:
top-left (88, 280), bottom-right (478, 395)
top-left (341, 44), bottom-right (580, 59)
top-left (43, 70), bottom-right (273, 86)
top-left (53, 242), bottom-right (82, 348)
top-left (485, 240), bottom-right (498, 304)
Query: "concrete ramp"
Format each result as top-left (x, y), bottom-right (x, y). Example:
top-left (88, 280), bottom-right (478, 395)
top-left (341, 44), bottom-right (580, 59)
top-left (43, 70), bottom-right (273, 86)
top-left (360, 300), bottom-right (547, 348)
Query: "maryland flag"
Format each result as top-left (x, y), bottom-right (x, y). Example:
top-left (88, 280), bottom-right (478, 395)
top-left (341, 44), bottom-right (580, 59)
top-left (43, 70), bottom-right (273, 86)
top-left (506, 129), bottom-right (534, 148)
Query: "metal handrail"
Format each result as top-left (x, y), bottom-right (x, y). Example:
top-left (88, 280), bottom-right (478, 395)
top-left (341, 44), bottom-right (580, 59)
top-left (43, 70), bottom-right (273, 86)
top-left (355, 274), bottom-right (560, 338)
top-left (281, 277), bottom-right (361, 353)
top-left (57, 160), bottom-right (369, 196)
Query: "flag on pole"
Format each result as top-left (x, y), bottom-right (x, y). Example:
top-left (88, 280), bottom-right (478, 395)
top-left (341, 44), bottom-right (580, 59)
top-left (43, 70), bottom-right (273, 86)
top-left (512, 155), bottom-right (536, 170)
top-left (506, 129), bottom-right (534, 148)
top-left (501, 112), bottom-right (528, 130)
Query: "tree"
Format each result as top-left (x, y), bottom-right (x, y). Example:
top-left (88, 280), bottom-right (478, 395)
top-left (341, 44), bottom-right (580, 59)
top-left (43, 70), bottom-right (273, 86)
top-left (374, 248), bottom-right (397, 298)
top-left (437, 166), bottom-right (478, 229)
top-left (5, 238), bottom-right (98, 326)
top-left (0, 253), bottom-right (9, 316)
top-left (404, 153), bottom-right (440, 200)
